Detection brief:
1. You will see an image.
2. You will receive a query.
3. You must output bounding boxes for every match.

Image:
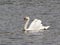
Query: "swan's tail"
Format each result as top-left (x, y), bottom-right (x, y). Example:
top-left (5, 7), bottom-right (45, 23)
top-left (44, 26), bottom-right (50, 30)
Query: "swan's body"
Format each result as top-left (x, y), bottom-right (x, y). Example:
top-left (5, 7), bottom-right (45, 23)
top-left (23, 16), bottom-right (50, 33)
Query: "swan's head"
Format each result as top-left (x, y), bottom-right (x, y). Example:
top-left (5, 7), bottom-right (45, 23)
top-left (24, 16), bottom-right (30, 21)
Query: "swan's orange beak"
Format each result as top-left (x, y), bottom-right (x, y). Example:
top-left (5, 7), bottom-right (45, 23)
top-left (24, 17), bottom-right (28, 21)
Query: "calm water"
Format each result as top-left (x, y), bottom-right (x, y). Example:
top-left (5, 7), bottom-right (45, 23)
top-left (0, 0), bottom-right (60, 45)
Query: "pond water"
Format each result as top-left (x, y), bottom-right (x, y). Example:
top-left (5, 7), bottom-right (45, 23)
top-left (0, 0), bottom-right (60, 45)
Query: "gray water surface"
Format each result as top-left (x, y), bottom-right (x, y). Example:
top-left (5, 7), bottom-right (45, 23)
top-left (0, 0), bottom-right (60, 45)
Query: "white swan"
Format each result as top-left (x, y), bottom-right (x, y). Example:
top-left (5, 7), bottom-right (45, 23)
top-left (23, 16), bottom-right (50, 33)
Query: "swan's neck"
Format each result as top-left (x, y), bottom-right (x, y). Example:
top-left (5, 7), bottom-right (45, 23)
top-left (24, 19), bottom-right (30, 30)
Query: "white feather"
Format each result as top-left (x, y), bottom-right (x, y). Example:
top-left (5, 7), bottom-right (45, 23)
top-left (24, 16), bottom-right (50, 33)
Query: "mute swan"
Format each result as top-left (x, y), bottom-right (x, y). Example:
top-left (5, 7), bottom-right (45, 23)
top-left (23, 16), bottom-right (50, 33)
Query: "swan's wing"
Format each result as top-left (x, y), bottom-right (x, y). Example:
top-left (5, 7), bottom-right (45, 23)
top-left (28, 19), bottom-right (42, 30)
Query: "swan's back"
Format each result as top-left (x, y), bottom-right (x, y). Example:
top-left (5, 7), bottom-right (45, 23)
top-left (28, 19), bottom-right (42, 30)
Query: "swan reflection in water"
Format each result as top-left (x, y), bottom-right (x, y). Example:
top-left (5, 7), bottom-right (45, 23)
top-left (23, 16), bottom-right (50, 33)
